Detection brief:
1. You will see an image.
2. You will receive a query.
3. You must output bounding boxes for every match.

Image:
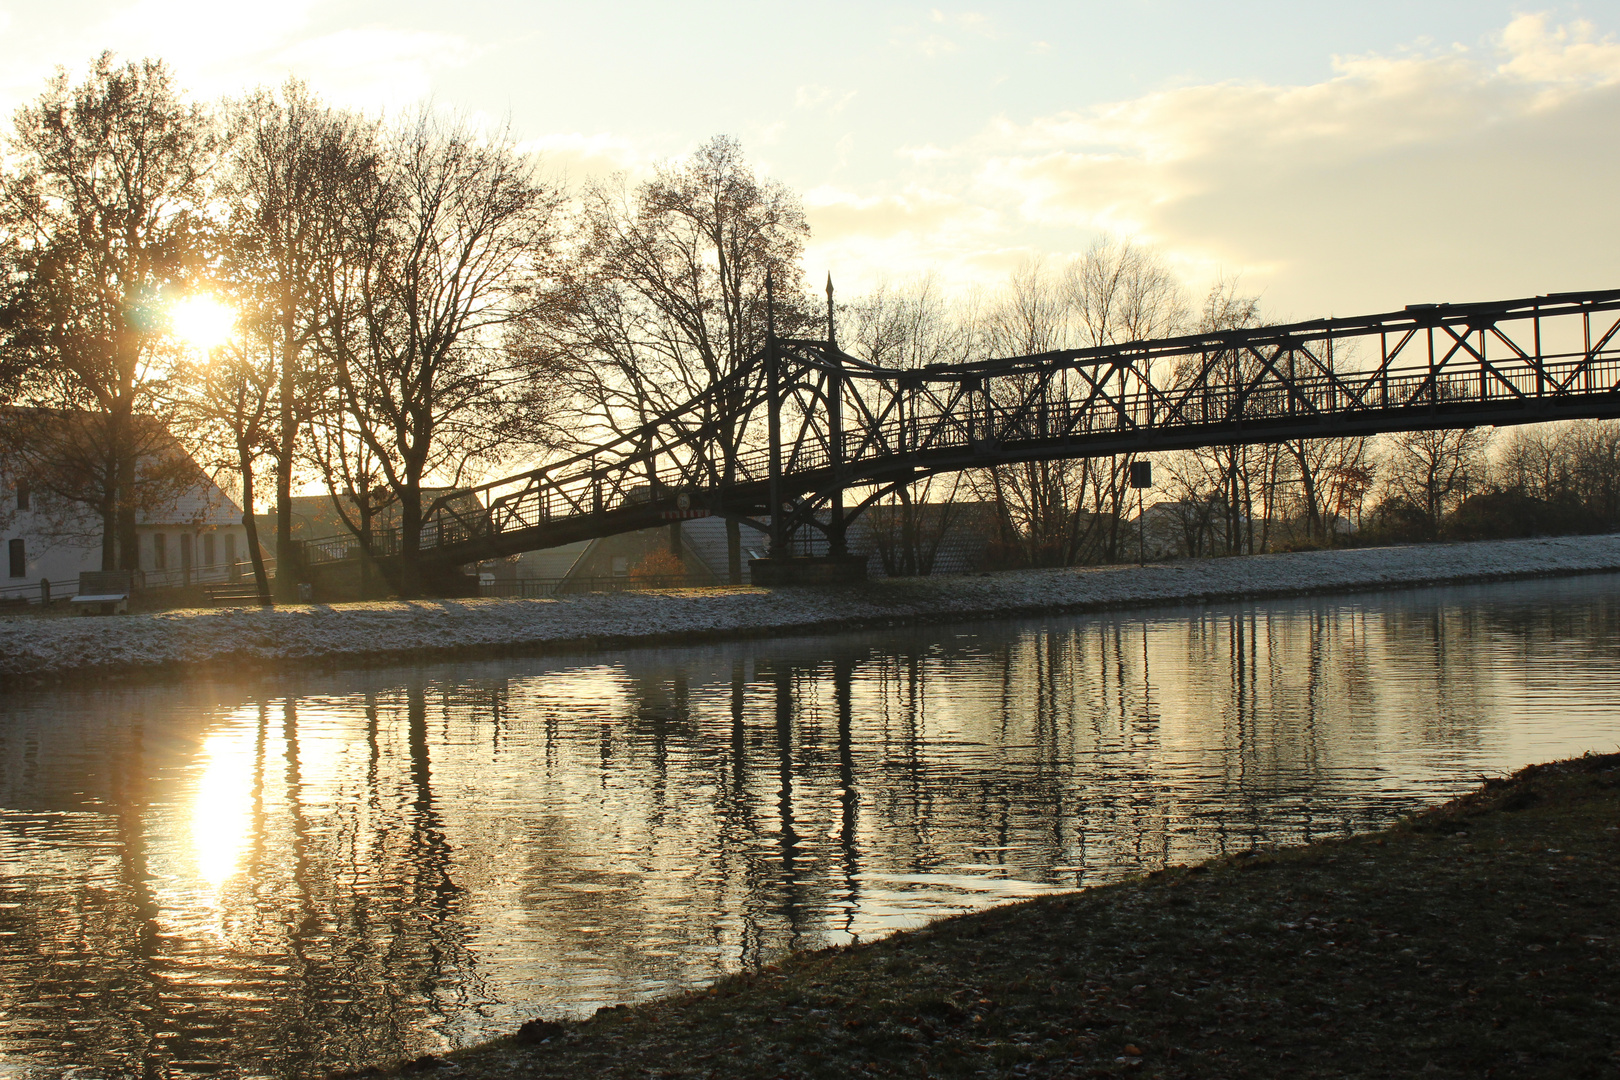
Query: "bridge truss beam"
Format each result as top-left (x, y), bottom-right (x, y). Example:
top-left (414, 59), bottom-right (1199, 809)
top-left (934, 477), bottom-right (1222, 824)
top-left (299, 288), bottom-right (1620, 581)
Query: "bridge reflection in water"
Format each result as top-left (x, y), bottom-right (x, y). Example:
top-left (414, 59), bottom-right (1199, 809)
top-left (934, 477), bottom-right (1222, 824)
top-left (3, 576), bottom-right (1620, 1076)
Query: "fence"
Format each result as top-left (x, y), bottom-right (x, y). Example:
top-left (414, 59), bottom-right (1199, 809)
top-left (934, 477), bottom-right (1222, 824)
top-left (0, 559), bottom-right (276, 608)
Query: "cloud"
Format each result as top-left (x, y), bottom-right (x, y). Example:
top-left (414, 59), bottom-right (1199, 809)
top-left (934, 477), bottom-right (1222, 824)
top-left (0, 4), bottom-right (474, 117)
top-left (84, 0), bottom-right (320, 95)
top-left (1497, 13), bottom-right (1620, 86)
top-left (98, 0), bottom-right (320, 53)
top-left (807, 186), bottom-right (980, 240)
top-left (795, 84), bottom-right (856, 113)
top-left (912, 34), bottom-right (960, 58)
top-left (930, 10), bottom-right (991, 34)
top-left (514, 131), bottom-right (644, 184)
top-left (271, 27), bottom-right (476, 111)
top-left (896, 8), bottom-right (992, 59)
top-left (958, 15), bottom-right (1620, 316)
top-left (803, 184), bottom-right (1011, 292)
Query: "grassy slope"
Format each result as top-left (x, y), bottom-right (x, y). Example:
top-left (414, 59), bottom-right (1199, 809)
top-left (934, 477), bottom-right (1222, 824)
top-left (367, 755), bottom-right (1620, 1080)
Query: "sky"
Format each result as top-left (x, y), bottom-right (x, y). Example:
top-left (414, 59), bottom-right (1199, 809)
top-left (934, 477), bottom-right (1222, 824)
top-left (1, 1), bottom-right (1616, 322)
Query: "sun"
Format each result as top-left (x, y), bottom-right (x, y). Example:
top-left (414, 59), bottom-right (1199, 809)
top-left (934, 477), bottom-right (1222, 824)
top-left (170, 294), bottom-right (237, 352)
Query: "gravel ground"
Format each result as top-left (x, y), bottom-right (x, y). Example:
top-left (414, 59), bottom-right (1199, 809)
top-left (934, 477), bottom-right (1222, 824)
top-left (354, 753), bottom-right (1620, 1079)
top-left (4, 533), bottom-right (1620, 686)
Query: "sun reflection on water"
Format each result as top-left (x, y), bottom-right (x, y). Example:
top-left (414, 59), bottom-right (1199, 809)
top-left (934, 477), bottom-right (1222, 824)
top-left (4, 576), bottom-right (1620, 1077)
top-left (190, 729), bottom-right (255, 894)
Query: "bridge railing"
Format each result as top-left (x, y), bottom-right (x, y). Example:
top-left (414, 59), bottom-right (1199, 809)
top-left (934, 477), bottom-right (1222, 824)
top-left (838, 348), bottom-right (1620, 469)
top-left (303, 348), bottom-right (1620, 568)
top-left (301, 529), bottom-right (400, 566)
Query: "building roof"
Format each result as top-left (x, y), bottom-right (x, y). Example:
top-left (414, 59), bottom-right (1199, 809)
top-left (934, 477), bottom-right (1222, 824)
top-left (2, 407), bottom-right (242, 528)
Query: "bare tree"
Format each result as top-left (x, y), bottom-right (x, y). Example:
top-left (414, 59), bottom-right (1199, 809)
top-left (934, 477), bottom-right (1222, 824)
top-left (1066, 237), bottom-right (1188, 560)
top-left (170, 326), bottom-right (275, 600)
top-left (844, 272), bottom-right (972, 369)
top-left (984, 256), bottom-right (1071, 356)
top-left (220, 81), bottom-right (377, 598)
top-left (1274, 435), bottom-right (1374, 546)
top-left (866, 472), bottom-right (971, 576)
top-left (971, 259), bottom-right (1086, 564)
top-left (1494, 424), bottom-right (1574, 504)
top-left (1065, 236), bottom-right (1187, 349)
top-left (969, 243), bottom-right (1191, 567)
top-left (1380, 426), bottom-right (1491, 536)
top-left (1161, 449), bottom-right (1225, 557)
top-left (842, 273), bottom-right (981, 572)
top-left (317, 111), bottom-right (564, 594)
top-left (1173, 279), bottom-right (1278, 553)
top-left (552, 135), bottom-right (810, 583)
top-left (0, 407), bottom-right (197, 556)
top-left (1566, 420), bottom-right (1620, 525)
top-left (0, 54), bottom-right (219, 569)
top-left (307, 398), bottom-right (396, 597)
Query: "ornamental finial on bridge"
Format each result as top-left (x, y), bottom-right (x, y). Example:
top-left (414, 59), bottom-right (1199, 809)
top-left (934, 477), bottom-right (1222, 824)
top-left (826, 273), bottom-right (836, 348)
top-left (765, 268), bottom-right (776, 338)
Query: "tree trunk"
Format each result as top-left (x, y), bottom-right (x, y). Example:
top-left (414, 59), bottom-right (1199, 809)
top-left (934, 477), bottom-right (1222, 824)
top-left (358, 497), bottom-right (373, 599)
top-left (115, 453), bottom-right (139, 572)
top-left (99, 437), bottom-right (118, 571)
top-left (274, 432), bottom-right (296, 600)
top-left (400, 473), bottom-right (422, 597)
top-left (112, 405), bottom-right (140, 572)
top-left (1259, 459), bottom-right (1272, 553)
top-left (100, 496), bottom-right (118, 571)
top-left (274, 331), bottom-right (299, 602)
top-left (239, 437), bottom-right (272, 603)
top-left (898, 486), bottom-right (916, 577)
top-left (1296, 444), bottom-right (1321, 542)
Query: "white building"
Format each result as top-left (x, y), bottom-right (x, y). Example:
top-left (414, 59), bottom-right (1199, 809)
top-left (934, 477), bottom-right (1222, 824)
top-left (2, 430), bottom-right (254, 605)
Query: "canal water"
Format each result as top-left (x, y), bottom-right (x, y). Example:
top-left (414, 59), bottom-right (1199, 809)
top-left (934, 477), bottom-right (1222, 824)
top-left (3, 574), bottom-right (1619, 1078)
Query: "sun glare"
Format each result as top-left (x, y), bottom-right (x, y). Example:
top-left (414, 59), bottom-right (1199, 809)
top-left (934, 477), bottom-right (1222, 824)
top-left (191, 729), bottom-right (254, 895)
top-left (171, 294), bottom-right (237, 352)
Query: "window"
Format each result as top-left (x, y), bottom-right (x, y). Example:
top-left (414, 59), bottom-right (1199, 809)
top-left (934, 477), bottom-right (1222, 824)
top-left (203, 533), bottom-right (216, 568)
top-left (7, 538), bottom-right (22, 578)
top-left (153, 533), bottom-right (167, 571)
top-left (15, 482), bottom-right (28, 511)
top-left (180, 533), bottom-right (192, 573)
top-left (225, 533), bottom-right (239, 582)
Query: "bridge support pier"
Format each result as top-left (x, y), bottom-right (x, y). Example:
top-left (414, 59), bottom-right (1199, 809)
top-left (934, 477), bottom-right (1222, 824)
top-left (826, 274), bottom-right (848, 559)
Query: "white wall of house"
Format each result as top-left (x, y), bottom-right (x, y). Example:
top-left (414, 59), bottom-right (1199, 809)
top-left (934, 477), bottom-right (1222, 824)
top-left (3, 473), bottom-right (254, 602)
top-left (133, 479), bottom-right (254, 590)
top-left (132, 523), bottom-right (255, 590)
top-left (2, 495), bottom-right (104, 601)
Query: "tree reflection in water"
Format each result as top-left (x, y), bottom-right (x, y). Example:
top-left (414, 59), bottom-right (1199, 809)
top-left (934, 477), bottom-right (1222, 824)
top-left (1, 575), bottom-right (1619, 1077)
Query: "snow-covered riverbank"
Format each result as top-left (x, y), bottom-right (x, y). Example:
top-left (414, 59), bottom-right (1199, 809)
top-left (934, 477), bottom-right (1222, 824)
top-left (5, 533), bottom-right (1619, 686)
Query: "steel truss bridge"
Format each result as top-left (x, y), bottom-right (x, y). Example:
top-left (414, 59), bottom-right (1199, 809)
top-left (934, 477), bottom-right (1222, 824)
top-left (302, 287), bottom-right (1620, 581)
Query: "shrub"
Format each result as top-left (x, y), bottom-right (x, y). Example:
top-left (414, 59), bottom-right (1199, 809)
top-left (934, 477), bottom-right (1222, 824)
top-left (629, 548), bottom-right (686, 581)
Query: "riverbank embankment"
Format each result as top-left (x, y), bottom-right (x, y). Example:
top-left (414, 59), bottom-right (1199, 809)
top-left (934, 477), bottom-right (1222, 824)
top-left (5, 533), bottom-right (1620, 687)
top-left (363, 753), bottom-right (1620, 1079)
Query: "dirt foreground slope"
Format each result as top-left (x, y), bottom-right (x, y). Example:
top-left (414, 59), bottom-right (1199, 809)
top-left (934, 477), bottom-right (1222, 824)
top-left (360, 753), bottom-right (1620, 1080)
